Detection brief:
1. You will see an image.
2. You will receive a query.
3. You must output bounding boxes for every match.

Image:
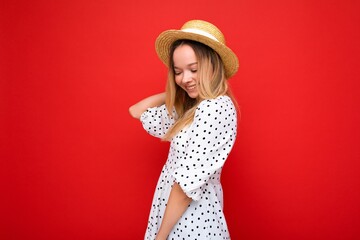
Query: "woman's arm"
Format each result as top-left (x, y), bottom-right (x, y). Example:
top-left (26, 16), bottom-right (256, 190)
top-left (128, 93), bottom-right (166, 119)
top-left (155, 183), bottom-right (192, 240)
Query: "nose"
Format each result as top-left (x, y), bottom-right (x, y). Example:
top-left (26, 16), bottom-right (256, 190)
top-left (182, 71), bottom-right (192, 84)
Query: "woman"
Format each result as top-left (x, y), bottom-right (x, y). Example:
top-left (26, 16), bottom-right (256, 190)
top-left (129, 20), bottom-right (239, 240)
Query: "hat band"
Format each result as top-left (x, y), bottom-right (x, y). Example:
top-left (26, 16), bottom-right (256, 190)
top-left (181, 28), bottom-right (219, 42)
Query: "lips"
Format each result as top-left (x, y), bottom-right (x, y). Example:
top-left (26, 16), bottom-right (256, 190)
top-left (186, 85), bottom-right (196, 91)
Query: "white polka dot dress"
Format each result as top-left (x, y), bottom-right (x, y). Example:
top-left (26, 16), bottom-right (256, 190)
top-left (140, 95), bottom-right (237, 240)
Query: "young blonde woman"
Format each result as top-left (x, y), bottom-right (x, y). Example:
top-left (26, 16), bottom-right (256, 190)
top-left (129, 20), bottom-right (239, 240)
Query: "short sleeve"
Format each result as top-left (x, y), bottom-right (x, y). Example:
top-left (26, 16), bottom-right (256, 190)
top-left (140, 104), bottom-right (176, 138)
top-left (172, 96), bottom-right (237, 201)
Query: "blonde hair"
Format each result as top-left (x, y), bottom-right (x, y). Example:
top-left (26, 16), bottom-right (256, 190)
top-left (163, 40), bottom-right (237, 141)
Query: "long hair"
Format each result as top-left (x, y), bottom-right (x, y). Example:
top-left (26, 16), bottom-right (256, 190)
top-left (163, 40), bottom-right (237, 141)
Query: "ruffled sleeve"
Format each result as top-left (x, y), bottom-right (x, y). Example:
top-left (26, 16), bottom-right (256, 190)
top-left (140, 104), bottom-right (176, 138)
top-left (172, 96), bottom-right (237, 201)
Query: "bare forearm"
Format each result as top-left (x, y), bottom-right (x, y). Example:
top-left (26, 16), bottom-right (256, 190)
top-left (129, 92), bottom-right (166, 119)
top-left (155, 183), bottom-right (192, 240)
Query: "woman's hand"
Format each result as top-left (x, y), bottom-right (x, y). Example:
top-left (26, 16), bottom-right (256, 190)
top-left (155, 182), bottom-right (192, 239)
top-left (155, 234), bottom-right (167, 240)
top-left (129, 92), bottom-right (166, 119)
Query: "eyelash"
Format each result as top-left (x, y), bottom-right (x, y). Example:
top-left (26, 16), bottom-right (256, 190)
top-left (174, 69), bottom-right (197, 75)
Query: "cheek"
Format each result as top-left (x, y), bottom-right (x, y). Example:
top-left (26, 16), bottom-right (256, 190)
top-left (174, 76), bottom-right (182, 86)
top-left (193, 72), bottom-right (198, 81)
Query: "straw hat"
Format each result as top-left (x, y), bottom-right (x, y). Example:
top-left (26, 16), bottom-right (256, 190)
top-left (155, 20), bottom-right (239, 78)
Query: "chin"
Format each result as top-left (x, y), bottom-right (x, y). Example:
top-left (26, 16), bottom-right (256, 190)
top-left (187, 92), bottom-right (199, 99)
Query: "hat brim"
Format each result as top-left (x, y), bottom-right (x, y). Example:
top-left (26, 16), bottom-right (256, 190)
top-left (155, 30), bottom-right (239, 79)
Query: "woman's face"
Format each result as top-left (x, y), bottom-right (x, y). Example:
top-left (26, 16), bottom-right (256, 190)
top-left (173, 44), bottom-right (199, 99)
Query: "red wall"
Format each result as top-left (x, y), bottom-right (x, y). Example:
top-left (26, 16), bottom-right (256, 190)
top-left (1, 0), bottom-right (360, 239)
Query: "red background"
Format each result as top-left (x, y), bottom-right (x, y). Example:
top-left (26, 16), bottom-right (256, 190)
top-left (1, 0), bottom-right (360, 239)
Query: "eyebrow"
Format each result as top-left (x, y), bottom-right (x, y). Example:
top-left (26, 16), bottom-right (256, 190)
top-left (174, 62), bottom-right (198, 69)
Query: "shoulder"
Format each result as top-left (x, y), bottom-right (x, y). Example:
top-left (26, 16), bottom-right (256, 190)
top-left (196, 95), bottom-right (235, 113)
top-left (194, 96), bottom-right (236, 123)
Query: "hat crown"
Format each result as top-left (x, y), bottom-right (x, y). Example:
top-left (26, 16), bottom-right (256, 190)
top-left (155, 19), bottom-right (239, 78)
top-left (181, 20), bottom-right (226, 45)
